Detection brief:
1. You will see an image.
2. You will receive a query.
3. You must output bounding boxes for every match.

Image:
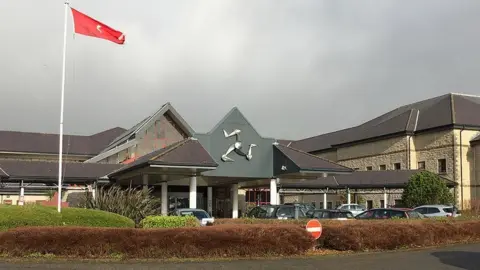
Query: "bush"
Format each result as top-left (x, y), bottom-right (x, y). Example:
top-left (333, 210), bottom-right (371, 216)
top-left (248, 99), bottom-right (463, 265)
top-left (140, 216), bottom-right (200, 228)
top-left (0, 225), bottom-right (314, 258)
top-left (61, 207), bottom-right (135, 228)
top-left (81, 185), bottom-right (161, 225)
top-left (0, 205), bottom-right (134, 231)
top-left (319, 220), bottom-right (480, 251)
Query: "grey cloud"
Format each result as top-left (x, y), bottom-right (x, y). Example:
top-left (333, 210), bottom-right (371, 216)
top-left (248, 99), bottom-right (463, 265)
top-left (1, 0), bottom-right (480, 140)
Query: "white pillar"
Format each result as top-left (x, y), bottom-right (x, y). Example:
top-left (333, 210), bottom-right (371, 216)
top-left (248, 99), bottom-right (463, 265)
top-left (347, 188), bottom-right (351, 205)
top-left (384, 188), bottom-right (388, 208)
top-left (19, 180), bottom-right (25, 206)
top-left (277, 192), bottom-right (281, 205)
top-left (323, 192), bottom-right (327, 209)
top-left (142, 174), bottom-right (148, 191)
top-left (189, 176), bottom-right (197, 209)
top-left (270, 179), bottom-right (277, 205)
top-left (232, 184), bottom-right (239, 219)
top-left (161, 182), bottom-right (168, 216)
top-left (207, 187), bottom-right (213, 216)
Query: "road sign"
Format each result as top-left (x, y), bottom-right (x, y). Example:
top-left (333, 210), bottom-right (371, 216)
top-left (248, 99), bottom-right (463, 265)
top-left (306, 219), bottom-right (322, 240)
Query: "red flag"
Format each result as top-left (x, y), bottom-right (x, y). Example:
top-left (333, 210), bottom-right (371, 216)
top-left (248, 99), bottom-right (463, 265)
top-left (71, 8), bottom-right (125, 45)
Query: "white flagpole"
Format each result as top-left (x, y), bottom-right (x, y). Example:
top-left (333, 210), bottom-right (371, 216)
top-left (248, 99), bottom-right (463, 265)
top-left (57, 1), bottom-right (70, 213)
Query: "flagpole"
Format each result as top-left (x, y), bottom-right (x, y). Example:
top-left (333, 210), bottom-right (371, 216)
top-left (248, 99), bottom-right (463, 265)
top-left (57, 1), bottom-right (69, 213)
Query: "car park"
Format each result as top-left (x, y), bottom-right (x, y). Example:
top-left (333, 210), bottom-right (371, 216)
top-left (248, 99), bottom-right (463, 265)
top-left (355, 208), bottom-right (425, 219)
top-left (336, 204), bottom-right (367, 216)
top-left (169, 208), bottom-right (215, 226)
top-left (306, 209), bottom-right (354, 220)
top-left (413, 205), bottom-right (461, 218)
top-left (247, 204), bottom-right (307, 219)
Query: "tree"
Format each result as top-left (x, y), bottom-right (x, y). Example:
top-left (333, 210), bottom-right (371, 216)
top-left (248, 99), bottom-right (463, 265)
top-left (401, 171), bottom-right (455, 208)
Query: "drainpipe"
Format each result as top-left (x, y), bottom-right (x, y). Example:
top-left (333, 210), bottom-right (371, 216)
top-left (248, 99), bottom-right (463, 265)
top-left (406, 135), bottom-right (411, 169)
top-left (460, 126), bottom-right (465, 209)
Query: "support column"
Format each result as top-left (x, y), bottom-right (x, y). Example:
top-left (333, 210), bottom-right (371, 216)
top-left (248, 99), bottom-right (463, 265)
top-left (19, 180), bottom-right (25, 206)
top-left (207, 187), bottom-right (213, 216)
top-left (189, 176), bottom-right (197, 209)
top-left (347, 188), bottom-right (351, 205)
top-left (92, 181), bottom-right (97, 201)
top-left (270, 179), bottom-right (277, 205)
top-left (232, 184), bottom-right (239, 219)
top-left (277, 192), bottom-right (281, 205)
top-left (383, 188), bottom-right (388, 208)
top-left (142, 174), bottom-right (149, 192)
top-left (161, 182), bottom-right (168, 216)
top-left (323, 192), bottom-right (327, 209)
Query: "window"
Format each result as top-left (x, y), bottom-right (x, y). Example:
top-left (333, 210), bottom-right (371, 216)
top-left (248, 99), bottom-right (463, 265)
top-left (379, 164), bottom-right (386, 170)
top-left (427, 207), bottom-right (441, 214)
top-left (394, 163), bottom-right (401, 170)
top-left (367, 200), bottom-right (373, 209)
top-left (319, 202), bottom-right (324, 209)
top-left (380, 200), bottom-right (385, 208)
top-left (327, 202), bottom-right (333, 209)
top-left (417, 161), bottom-right (426, 170)
top-left (438, 159), bottom-right (447, 173)
top-left (353, 168), bottom-right (360, 171)
top-left (366, 166), bottom-right (373, 171)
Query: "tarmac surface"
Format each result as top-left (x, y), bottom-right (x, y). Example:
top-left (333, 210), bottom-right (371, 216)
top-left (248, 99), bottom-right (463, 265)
top-left (0, 243), bottom-right (479, 270)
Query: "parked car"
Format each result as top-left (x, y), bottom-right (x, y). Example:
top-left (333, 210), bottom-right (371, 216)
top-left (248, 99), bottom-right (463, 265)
top-left (169, 208), bottom-right (215, 226)
top-left (283, 203), bottom-right (316, 213)
top-left (247, 204), bottom-right (307, 219)
top-left (355, 208), bottom-right (425, 219)
top-left (413, 205), bottom-right (461, 218)
top-left (336, 204), bottom-right (367, 216)
top-left (306, 209), bottom-right (354, 220)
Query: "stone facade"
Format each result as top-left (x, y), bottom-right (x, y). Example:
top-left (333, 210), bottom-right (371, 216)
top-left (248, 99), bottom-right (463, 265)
top-left (309, 128), bottom-right (480, 209)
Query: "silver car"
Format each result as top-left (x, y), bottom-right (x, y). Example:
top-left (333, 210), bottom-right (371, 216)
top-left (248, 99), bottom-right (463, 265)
top-left (170, 208), bottom-right (215, 226)
top-left (413, 205), bottom-right (461, 218)
top-left (336, 204), bottom-right (367, 216)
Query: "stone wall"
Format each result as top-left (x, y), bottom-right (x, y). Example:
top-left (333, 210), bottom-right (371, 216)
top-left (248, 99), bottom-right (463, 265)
top-left (336, 136), bottom-right (408, 171)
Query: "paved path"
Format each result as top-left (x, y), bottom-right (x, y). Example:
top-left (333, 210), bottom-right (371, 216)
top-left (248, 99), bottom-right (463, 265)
top-left (0, 243), bottom-right (479, 270)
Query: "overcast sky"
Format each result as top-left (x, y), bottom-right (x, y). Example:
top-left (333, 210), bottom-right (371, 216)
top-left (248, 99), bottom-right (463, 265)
top-left (1, 0), bottom-right (480, 140)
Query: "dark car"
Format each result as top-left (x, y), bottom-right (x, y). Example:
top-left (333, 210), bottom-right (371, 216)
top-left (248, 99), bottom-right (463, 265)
top-left (306, 209), bottom-right (354, 220)
top-left (355, 208), bottom-right (425, 219)
top-left (247, 204), bottom-right (307, 219)
top-left (283, 203), bottom-right (316, 213)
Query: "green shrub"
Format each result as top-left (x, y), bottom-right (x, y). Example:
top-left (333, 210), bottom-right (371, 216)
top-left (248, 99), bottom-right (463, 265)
top-left (0, 205), bottom-right (61, 231)
top-left (140, 215), bottom-right (200, 228)
top-left (61, 207), bottom-right (134, 228)
top-left (0, 205), bottom-right (134, 231)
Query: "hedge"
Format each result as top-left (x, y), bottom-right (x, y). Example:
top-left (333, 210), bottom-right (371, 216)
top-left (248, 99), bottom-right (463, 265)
top-left (140, 216), bottom-right (200, 228)
top-left (215, 218), bottom-right (480, 251)
top-left (0, 225), bottom-right (313, 258)
top-left (0, 205), bottom-right (134, 230)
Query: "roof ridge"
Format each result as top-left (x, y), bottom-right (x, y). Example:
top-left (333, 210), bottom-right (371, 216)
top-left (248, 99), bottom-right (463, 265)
top-left (451, 92), bottom-right (480, 98)
top-left (450, 93), bottom-right (456, 124)
top-left (278, 144), bottom-right (352, 170)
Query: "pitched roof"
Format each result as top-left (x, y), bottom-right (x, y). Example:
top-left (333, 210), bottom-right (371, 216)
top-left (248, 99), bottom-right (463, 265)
top-left (273, 144), bottom-right (353, 175)
top-left (102, 103), bottom-right (195, 153)
top-left (278, 170), bottom-right (457, 189)
top-left (0, 127), bottom-right (126, 156)
top-left (108, 138), bottom-right (217, 177)
top-left (291, 93), bottom-right (480, 153)
top-left (0, 160), bottom-right (123, 183)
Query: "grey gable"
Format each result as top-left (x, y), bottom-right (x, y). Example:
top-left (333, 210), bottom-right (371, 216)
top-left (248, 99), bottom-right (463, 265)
top-left (101, 102), bottom-right (196, 153)
top-left (196, 107), bottom-right (276, 179)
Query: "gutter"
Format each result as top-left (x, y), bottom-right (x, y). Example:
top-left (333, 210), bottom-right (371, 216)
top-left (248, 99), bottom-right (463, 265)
top-left (460, 126), bottom-right (465, 209)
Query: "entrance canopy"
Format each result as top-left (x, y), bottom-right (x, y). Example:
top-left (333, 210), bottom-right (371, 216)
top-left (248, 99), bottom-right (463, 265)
top-left (240, 170), bottom-right (457, 190)
top-left (108, 137), bottom-right (218, 185)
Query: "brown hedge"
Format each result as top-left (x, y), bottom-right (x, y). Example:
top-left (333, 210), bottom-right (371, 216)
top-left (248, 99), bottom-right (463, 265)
top-left (0, 224), bottom-right (314, 258)
top-left (215, 218), bottom-right (480, 251)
